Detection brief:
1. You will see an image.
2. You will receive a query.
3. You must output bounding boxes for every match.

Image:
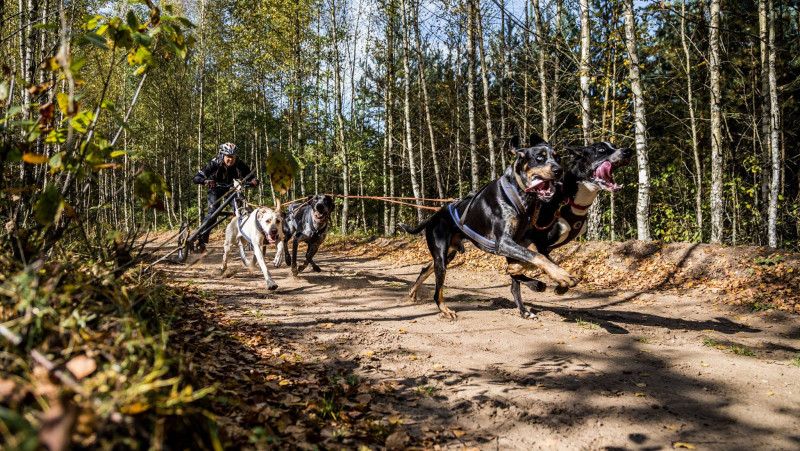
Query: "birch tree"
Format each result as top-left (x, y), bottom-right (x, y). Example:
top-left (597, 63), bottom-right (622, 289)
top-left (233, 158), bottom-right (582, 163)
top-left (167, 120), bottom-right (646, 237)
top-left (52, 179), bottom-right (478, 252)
top-left (709, 0), bottom-right (723, 243)
top-left (624, 0), bottom-right (650, 241)
top-left (401, 0), bottom-right (424, 221)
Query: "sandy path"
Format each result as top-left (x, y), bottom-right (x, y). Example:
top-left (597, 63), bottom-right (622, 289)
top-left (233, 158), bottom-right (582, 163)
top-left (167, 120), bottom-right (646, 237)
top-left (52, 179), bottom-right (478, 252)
top-left (166, 243), bottom-right (800, 450)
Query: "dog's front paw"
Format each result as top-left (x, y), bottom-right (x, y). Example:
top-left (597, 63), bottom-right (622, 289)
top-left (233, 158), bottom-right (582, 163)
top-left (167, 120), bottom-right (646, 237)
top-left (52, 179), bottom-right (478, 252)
top-left (267, 281), bottom-right (278, 290)
top-left (520, 310), bottom-right (538, 320)
top-left (310, 264), bottom-right (322, 272)
top-left (296, 264), bottom-right (307, 274)
top-left (554, 286), bottom-right (569, 295)
top-left (273, 256), bottom-right (283, 268)
top-left (291, 266), bottom-right (299, 277)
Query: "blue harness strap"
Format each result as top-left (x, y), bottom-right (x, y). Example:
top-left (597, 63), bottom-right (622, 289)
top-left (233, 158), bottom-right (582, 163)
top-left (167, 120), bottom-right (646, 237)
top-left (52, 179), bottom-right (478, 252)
top-left (238, 209), bottom-right (264, 246)
top-left (447, 202), bottom-right (497, 253)
top-left (499, 177), bottom-right (526, 215)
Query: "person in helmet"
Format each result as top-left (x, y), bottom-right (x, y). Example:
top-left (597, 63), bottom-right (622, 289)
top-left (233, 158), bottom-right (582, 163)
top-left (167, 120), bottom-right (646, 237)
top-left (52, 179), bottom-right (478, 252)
top-left (192, 142), bottom-right (259, 251)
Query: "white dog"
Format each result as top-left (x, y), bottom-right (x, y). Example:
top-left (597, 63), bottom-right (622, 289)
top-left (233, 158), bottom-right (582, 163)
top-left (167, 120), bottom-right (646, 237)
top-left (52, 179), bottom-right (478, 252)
top-left (220, 200), bottom-right (285, 290)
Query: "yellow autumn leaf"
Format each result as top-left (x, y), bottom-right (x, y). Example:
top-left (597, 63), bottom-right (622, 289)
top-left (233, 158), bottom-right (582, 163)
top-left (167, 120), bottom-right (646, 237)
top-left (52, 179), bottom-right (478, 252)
top-left (278, 380), bottom-right (291, 386)
top-left (121, 402), bottom-right (149, 414)
top-left (766, 391), bottom-right (774, 396)
top-left (701, 363), bottom-right (710, 367)
top-left (635, 392), bottom-right (646, 397)
top-left (673, 442), bottom-right (696, 450)
top-left (22, 153), bottom-right (48, 164)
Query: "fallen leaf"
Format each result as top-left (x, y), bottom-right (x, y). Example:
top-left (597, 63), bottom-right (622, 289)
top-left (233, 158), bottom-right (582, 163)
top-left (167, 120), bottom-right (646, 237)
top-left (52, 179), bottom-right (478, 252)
top-left (701, 363), bottom-right (710, 367)
top-left (398, 328), bottom-right (407, 334)
top-left (385, 430), bottom-right (409, 450)
top-left (673, 442), bottom-right (696, 450)
top-left (66, 355), bottom-right (96, 380)
top-left (766, 391), bottom-right (774, 396)
top-left (409, 355), bottom-right (419, 360)
top-left (362, 350), bottom-right (375, 357)
top-left (38, 399), bottom-right (77, 451)
top-left (452, 429), bottom-right (465, 437)
top-left (636, 383), bottom-right (647, 388)
top-left (638, 372), bottom-right (650, 377)
top-left (635, 392), bottom-right (646, 397)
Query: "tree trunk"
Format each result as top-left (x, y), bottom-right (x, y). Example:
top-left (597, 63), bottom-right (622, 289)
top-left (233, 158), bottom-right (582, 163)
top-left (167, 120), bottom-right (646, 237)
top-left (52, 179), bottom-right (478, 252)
top-left (532, 0), bottom-right (548, 141)
top-left (681, 0), bottom-right (702, 241)
top-left (476, 7), bottom-right (496, 180)
top-left (624, 0), bottom-right (650, 241)
top-left (400, 0), bottom-right (423, 221)
top-left (196, 0), bottom-right (206, 227)
top-left (759, 0), bottom-right (770, 239)
top-left (413, 0), bottom-right (444, 198)
top-left (581, 0), bottom-right (601, 239)
top-left (466, 0), bottom-right (478, 191)
top-left (767, 0), bottom-right (780, 247)
top-left (331, 0), bottom-right (349, 233)
top-left (499, 0), bottom-right (508, 169)
top-left (383, 1), bottom-right (394, 235)
top-left (708, 0), bottom-right (723, 243)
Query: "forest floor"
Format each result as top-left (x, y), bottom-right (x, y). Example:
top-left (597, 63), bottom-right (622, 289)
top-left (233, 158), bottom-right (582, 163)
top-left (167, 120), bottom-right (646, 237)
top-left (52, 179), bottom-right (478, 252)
top-left (156, 234), bottom-right (800, 450)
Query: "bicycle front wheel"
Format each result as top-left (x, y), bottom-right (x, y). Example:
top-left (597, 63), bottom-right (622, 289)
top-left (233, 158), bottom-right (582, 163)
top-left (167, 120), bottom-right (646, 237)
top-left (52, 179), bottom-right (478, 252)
top-left (177, 224), bottom-right (190, 263)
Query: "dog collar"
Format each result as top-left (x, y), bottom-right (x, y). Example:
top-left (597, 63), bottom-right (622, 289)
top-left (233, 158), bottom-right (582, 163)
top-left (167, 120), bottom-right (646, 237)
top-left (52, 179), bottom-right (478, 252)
top-left (566, 196), bottom-right (591, 211)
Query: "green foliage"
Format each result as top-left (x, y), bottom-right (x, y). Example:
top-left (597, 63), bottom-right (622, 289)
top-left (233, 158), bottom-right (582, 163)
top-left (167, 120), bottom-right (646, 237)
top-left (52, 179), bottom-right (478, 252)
top-left (33, 183), bottom-right (64, 226)
top-left (134, 171), bottom-right (170, 210)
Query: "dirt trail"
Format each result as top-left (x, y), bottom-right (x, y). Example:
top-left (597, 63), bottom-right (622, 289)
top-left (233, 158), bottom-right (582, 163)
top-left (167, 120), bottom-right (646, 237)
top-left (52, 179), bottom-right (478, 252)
top-left (165, 242), bottom-right (800, 450)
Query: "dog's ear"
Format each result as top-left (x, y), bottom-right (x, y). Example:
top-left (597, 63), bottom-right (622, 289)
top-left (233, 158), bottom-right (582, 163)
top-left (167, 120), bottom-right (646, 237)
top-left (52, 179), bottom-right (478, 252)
top-left (275, 198), bottom-right (281, 212)
top-left (528, 133), bottom-right (546, 147)
top-left (509, 135), bottom-right (520, 151)
top-left (307, 195), bottom-right (313, 203)
top-left (565, 146), bottom-right (584, 162)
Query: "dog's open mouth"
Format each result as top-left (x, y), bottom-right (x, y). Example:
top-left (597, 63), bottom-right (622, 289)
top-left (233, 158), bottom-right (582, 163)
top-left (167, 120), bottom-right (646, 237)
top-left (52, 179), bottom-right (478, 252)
top-left (593, 160), bottom-right (629, 192)
top-left (313, 211), bottom-right (328, 223)
top-left (267, 232), bottom-right (278, 244)
top-left (526, 178), bottom-right (557, 201)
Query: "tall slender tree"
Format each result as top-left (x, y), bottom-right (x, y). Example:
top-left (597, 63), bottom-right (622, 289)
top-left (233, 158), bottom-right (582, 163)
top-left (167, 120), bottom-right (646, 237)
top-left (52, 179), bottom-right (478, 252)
top-left (709, 0), bottom-right (723, 243)
top-left (624, 0), bottom-right (650, 241)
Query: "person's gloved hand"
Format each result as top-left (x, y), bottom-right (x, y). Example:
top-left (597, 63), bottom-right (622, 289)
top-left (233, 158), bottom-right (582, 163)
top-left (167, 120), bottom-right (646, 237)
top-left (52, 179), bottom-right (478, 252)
top-left (204, 180), bottom-right (216, 189)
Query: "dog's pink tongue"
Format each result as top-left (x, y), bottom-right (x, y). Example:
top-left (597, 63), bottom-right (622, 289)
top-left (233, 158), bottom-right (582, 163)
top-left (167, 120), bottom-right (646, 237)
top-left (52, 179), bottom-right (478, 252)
top-left (526, 179), bottom-right (546, 193)
top-left (596, 161), bottom-right (622, 191)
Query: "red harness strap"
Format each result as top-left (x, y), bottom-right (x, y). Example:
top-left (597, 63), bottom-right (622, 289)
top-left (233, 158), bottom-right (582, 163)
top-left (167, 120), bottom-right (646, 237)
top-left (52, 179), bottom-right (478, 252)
top-left (566, 196), bottom-right (592, 211)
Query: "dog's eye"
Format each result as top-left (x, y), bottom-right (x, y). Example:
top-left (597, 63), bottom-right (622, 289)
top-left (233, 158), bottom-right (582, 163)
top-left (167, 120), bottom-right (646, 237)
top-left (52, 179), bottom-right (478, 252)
top-left (536, 155), bottom-right (544, 162)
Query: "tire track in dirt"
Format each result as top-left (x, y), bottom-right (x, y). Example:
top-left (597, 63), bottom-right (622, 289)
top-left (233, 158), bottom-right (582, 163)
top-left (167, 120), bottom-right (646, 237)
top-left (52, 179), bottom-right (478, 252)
top-left (166, 243), bottom-right (800, 450)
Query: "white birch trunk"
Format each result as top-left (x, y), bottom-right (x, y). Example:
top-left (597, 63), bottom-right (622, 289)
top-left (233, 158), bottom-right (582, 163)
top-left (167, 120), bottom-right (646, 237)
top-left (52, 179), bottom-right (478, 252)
top-left (624, 0), bottom-right (651, 241)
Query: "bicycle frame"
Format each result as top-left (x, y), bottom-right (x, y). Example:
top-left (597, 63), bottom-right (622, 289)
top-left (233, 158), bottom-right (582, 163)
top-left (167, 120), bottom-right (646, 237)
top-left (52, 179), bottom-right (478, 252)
top-left (182, 185), bottom-right (249, 247)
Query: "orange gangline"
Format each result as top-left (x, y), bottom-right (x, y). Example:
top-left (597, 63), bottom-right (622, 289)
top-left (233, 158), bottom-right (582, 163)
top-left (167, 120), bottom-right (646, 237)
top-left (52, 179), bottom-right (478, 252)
top-left (284, 194), bottom-right (454, 211)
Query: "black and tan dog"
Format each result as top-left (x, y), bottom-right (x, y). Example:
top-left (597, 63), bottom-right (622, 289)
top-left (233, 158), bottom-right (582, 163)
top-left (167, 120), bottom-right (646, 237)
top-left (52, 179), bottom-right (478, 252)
top-left (276, 194), bottom-right (334, 276)
top-left (398, 134), bottom-right (579, 319)
top-left (507, 141), bottom-right (634, 318)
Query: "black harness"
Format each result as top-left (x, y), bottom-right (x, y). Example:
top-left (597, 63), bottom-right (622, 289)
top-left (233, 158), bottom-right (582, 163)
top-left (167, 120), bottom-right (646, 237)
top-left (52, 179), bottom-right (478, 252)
top-left (447, 176), bottom-right (536, 253)
top-left (288, 203), bottom-right (328, 240)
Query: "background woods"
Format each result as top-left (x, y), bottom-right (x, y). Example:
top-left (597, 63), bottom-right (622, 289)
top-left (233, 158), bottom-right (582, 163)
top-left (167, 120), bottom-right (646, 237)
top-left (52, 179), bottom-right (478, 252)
top-left (2, 0), bottom-right (800, 247)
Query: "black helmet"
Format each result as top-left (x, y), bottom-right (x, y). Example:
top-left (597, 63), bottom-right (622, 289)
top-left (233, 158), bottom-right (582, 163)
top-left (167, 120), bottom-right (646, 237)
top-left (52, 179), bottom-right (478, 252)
top-left (220, 142), bottom-right (238, 156)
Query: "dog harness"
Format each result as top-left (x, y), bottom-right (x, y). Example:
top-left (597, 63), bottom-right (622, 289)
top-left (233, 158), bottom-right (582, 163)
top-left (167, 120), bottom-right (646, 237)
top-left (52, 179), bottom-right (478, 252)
top-left (447, 176), bottom-right (535, 254)
top-left (237, 209), bottom-right (265, 247)
top-left (288, 203), bottom-right (328, 240)
top-left (534, 194), bottom-right (591, 250)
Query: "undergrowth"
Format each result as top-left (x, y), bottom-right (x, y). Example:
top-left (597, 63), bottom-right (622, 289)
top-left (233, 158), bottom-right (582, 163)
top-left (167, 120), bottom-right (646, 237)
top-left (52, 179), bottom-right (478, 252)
top-left (0, 244), bottom-right (218, 450)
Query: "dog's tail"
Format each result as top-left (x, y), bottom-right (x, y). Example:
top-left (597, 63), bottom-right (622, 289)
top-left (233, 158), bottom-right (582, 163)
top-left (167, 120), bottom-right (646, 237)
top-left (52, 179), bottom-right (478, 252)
top-left (397, 218), bottom-right (430, 235)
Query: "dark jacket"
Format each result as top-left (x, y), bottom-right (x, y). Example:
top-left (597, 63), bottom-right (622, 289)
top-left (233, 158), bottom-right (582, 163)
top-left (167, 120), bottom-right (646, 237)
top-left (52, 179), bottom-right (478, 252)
top-left (192, 155), bottom-right (255, 186)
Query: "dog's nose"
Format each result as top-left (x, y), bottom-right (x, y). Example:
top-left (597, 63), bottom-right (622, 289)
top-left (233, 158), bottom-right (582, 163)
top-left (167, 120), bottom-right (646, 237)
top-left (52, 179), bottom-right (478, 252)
top-left (552, 165), bottom-right (563, 178)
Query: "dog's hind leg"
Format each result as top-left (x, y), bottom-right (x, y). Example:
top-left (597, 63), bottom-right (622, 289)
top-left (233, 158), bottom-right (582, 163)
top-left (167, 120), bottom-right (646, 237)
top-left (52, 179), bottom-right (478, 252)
top-left (432, 247), bottom-right (457, 320)
top-left (408, 265), bottom-right (433, 302)
top-left (408, 249), bottom-right (456, 303)
top-left (509, 274), bottom-right (543, 319)
top-left (290, 238), bottom-right (301, 276)
top-left (299, 241), bottom-right (323, 273)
